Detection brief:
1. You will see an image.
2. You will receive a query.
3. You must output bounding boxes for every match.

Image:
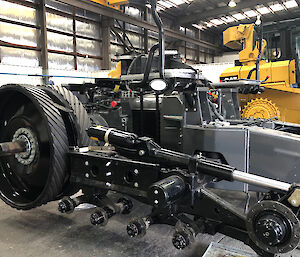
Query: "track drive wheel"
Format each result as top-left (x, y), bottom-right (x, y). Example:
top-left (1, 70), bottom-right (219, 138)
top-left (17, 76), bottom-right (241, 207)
top-left (0, 85), bottom-right (70, 210)
top-left (241, 98), bottom-right (280, 120)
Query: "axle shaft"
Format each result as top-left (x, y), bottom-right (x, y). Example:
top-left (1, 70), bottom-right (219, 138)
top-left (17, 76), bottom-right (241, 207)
top-left (0, 140), bottom-right (27, 157)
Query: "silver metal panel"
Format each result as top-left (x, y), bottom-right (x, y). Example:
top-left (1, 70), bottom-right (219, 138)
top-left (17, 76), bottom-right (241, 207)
top-left (77, 38), bottom-right (101, 56)
top-left (47, 31), bottom-right (73, 52)
top-left (126, 32), bottom-right (142, 48)
top-left (48, 52), bottom-right (74, 70)
top-left (46, 12), bottom-right (73, 33)
top-left (203, 242), bottom-right (257, 257)
top-left (77, 57), bottom-right (101, 71)
top-left (0, 0), bottom-right (36, 25)
top-left (125, 23), bottom-right (142, 33)
top-left (111, 44), bottom-right (124, 57)
top-left (76, 20), bottom-right (100, 39)
top-left (0, 46), bottom-right (39, 67)
top-left (0, 22), bottom-right (38, 47)
top-left (248, 127), bottom-right (300, 185)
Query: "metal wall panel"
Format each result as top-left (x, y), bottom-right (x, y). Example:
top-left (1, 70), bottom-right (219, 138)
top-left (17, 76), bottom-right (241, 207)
top-left (0, 0), bottom-right (36, 25)
top-left (48, 52), bottom-right (74, 70)
top-left (186, 48), bottom-right (195, 60)
top-left (47, 31), bottom-right (73, 51)
top-left (76, 20), bottom-right (100, 39)
top-left (148, 38), bottom-right (158, 50)
top-left (125, 32), bottom-right (141, 48)
top-left (0, 46), bottom-right (39, 67)
top-left (46, 12), bottom-right (73, 33)
top-left (77, 38), bottom-right (101, 56)
top-left (77, 57), bottom-right (101, 71)
top-left (111, 44), bottom-right (124, 57)
top-left (0, 21), bottom-right (38, 47)
top-left (125, 23), bottom-right (142, 34)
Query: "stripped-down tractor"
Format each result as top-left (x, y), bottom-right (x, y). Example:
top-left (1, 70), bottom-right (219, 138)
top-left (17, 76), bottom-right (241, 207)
top-left (0, 1), bottom-right (300, 256)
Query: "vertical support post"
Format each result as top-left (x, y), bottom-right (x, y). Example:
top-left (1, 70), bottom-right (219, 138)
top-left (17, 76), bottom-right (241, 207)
top-left (143, 8), bottom-right (149, 54)
top-left (37, 0), bottom-right (49, 85)
top-left (184, 28), bottom-right (187, 60)
top-left (101, 16), bottom-right (113, 70)
top-left (72, 7), bottom-right (78, 70)
top-left (195, 29), bottom-right (200, 64)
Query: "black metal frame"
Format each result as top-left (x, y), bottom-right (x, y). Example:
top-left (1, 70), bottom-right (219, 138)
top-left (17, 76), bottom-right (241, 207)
top-left (62, 125), bottom-right (299, 257)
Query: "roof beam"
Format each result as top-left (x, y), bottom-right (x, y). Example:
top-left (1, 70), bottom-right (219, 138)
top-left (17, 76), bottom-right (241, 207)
top-left (209, 9), bottom-right (300, 33)
top-left (56, 0), bottom-right (219, 51)
top-left (175, 0), bottom-right (272, 26)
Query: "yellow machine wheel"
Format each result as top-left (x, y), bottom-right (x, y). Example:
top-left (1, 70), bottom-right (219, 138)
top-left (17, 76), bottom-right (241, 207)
top-left (241, 98), bottom-right (281, 120)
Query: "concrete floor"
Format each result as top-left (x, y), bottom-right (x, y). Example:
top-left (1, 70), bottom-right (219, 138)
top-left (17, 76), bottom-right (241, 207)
top-left (0, 191), bottom-right (299, 257)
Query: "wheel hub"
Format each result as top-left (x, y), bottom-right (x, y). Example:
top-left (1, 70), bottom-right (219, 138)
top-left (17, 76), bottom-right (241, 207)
top-left (12, 128), bottom-right (38, 166)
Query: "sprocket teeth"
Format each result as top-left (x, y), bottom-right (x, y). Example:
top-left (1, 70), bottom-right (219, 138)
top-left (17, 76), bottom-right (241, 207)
top-left (241, 98), bottom-right (280, 120)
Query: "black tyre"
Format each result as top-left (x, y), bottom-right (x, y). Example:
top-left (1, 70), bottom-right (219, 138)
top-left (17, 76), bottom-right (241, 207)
top-left (44, 85), bottom-right (92, 147)
top-left (0, 85), bottom-right (69, 210)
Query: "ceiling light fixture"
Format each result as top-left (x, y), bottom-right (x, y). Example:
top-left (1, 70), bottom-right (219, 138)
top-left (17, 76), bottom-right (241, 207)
top-left (232, 13), bottom-right (246, 20)
top-left (228, 0), bottom-right (236, 7)
top-left (269, 3), bottom-right (284, 11)
top-left (284, 0), bottom-right (298, 8)
top-left (244, 10), bottom-right (258, 18)
top-left (257, 6), bottom-right (270, 14)
top-left (210, 19), bottom-right (223, 25)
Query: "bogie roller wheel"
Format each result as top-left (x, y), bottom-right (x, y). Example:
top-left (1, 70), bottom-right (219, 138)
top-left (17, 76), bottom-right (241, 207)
top-left (246, 201), bottom-right (300, 256)
top-left (0, 85), bottom-right (70, 210)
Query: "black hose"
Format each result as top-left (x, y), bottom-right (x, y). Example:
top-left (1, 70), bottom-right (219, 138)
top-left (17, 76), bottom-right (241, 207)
top-left (208, 100), bottom-right (225, 121)
top-left (150, 0), bottom-right (165, 79)
top-left (247, 67), bottom-right (257, 79)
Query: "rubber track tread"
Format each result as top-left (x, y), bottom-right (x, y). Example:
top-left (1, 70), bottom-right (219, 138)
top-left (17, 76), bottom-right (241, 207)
top-left (47, 85), bottom-right (92, 147)
top-left (20, 86), bottom-right (69, 210)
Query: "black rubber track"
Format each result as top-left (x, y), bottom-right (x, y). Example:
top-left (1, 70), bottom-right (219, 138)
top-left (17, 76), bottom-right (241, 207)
top-left (46, 85), bottom-right (92, 147)
top-left (0, 85), bottom-right (69, 210)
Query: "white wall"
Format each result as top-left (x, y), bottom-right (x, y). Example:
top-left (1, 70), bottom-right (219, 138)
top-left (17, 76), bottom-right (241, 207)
top-left (0, 64), bottom-right (110, 86)
top-left (214, 52), bottom-right (239, 63)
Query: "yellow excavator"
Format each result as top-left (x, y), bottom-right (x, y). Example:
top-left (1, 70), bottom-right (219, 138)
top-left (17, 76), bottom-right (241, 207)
top-left (220, 22), bottom-right (300, 123)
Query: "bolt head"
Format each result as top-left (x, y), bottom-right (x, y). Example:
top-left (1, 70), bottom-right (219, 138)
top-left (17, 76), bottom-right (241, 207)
top-left (85, 173), bottom-right (89, 178)
top-left (134, 182), bottom-right (139, 188)
top-left (85, 161), bottom-right (89, 166)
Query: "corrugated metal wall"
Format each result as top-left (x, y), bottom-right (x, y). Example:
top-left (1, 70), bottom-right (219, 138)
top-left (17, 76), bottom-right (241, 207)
top-left (0, 0), bottom-right (217, 74)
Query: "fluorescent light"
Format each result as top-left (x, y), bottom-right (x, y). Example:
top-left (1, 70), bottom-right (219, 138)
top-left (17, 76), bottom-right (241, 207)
top-left (269, 3), bottom-right (284, 11)
top-left (205, 22), bottom-right (213, 27)
top-left (228, 0), bottom-right (236, 7)
top-left (158, 1), bottom-right (173, 8)
top-left (244, 10), bottom-right (258, 17)
top-left (210, 19), bottom-right (223, 25)
top-left (284, 0), bottom-right (298, 8)
top-left (170, 0), bottom-right (186, 5)
top-left (232, 13), bottom-right (246, 20)
top-left (221, 16), bottom-right (235, 23)
top-left (257, 6), bottom-right (270, 14)
top-left (192, 24), bottom-right (204, 30)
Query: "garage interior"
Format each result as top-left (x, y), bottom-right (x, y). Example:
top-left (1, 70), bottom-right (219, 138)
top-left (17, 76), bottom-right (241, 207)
top-left (0, 0), bottom-right (300, 257)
